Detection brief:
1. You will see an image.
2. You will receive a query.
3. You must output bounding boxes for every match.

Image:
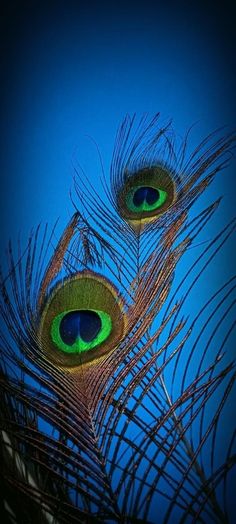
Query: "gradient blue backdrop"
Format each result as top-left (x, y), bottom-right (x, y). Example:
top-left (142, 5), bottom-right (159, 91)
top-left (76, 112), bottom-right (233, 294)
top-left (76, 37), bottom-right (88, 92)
top-left (0, 1), bottom-right (235, 249)
top-left (0, 1), bottom-right (235, 521)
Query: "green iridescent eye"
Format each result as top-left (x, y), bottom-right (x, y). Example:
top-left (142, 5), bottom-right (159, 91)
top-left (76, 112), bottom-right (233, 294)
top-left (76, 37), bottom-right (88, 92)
top-left (51, 309), bottom-right (112, 354)
top-left (126, 186), bottom-right (167, 213)
top-left (118, 166), bottom-right (176, 226)
top-left (39, 271), bottom-right (127, 369)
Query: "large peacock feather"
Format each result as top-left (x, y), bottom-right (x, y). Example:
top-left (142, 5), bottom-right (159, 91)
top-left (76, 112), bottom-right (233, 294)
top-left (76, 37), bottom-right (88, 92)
top-left (0, 114), bottom-right (235, 523)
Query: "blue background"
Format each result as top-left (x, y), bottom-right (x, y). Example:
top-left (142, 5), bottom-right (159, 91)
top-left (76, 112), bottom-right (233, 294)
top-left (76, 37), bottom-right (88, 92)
top-left (0, 1), bottom-right (235, 521)
top-left (0, 1), bottom-right (235, 249)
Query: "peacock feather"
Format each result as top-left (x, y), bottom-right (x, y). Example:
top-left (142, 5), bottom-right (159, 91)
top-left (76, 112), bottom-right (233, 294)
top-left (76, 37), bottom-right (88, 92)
top-left (0, 114), bottom-right (235, 523)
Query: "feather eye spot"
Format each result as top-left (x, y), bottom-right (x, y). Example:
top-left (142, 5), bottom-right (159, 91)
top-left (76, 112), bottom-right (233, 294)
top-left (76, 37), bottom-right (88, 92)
top-left (39, 271), bottom-right (126, 368)
top-left (118, 166), bottom-right (176, 225)
top-left (51, 309), bottom-right (112, 353)
top-left (127, 185), bottom-right (167, 213)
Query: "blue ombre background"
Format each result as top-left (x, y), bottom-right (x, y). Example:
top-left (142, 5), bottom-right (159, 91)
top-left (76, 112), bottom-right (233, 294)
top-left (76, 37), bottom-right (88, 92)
top-left (0, 1), bottom-right (235, 521)
top-left (0, 1), bottom-right (235, 248)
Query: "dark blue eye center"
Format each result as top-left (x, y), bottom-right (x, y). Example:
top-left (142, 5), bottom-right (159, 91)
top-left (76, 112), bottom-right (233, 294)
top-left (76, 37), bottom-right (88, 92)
top-left (133, 186), bottom-right (160, 207)
top-left (59, 310), bottom-right (102, 346)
